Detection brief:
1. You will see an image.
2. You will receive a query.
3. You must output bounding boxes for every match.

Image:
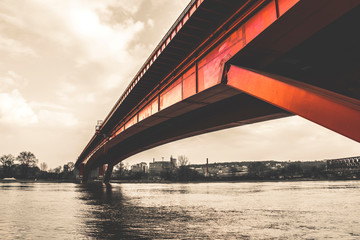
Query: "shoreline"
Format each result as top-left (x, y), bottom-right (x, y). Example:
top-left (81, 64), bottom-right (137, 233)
top-left (109, 178), bottom-right (359, 184)
top-left (0, 178), bottom-right (80, 183)
top-left (1, 178), bottom-right (358, 184)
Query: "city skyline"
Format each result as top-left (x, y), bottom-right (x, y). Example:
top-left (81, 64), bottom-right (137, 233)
top-left (123, 153), bottom-right (360, 169)
top-left (0, 0), bottom-right (359, 169)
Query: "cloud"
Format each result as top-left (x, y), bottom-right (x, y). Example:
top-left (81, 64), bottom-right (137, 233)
top-left (103, 74), bottom-right (124, 90)
top-left (38, 109), bottom-right (78, 127)
top-left (0, 89), bottom-right (78, 128)
top-left (0, 11), bottom-right (25, 28)
top-left (147, 18), bottom-right (154, 28)
top-left (77, 93), bottom-right (95, 103)
top-left (0, 71), bottom-right (28, 91)
top-left (0, 36), bottom-right (37, 57)
top-left (55, 81), bottom-right (77, 101)
top-left (59, 81), bottom-right (77, 94)
top-left (30, 102), bottom-right (67, 111)
top-left (55, 81), bottom-right (96, 103)
top-left (114, 1), bottom-right (142, 15)
top-left (0, 89), bottom-right (38, 125)
top-left (30, 0), bottom-right (145, 63)
top-left (14, 0), bottom-right (149, 95)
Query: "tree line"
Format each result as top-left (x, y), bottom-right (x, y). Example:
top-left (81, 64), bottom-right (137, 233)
top-left (0, 151), bottom-right (75, 180)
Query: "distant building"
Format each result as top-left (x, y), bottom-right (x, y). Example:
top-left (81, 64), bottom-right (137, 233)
top-left (192, 167), bottom-right (205, 175)
top-left (149, 156), bottom-right (177, 175)
top-left (131, 162), bottom-right (148, 173)
top-left (234, 165), bottom-right (248, 176)
top-left (188, 162), bottom-right (250, 178)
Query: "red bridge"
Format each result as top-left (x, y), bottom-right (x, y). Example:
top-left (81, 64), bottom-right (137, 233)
top-left (75, 0), bottom-right (360, 182)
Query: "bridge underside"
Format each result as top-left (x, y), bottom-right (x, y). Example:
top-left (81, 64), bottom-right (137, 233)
top-left (79, 1), bottom-right (360, 181)
top-left (86, 85), bottom-right (291, 171)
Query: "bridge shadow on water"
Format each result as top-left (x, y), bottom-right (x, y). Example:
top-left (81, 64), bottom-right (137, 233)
top-left (75, 182), bottom-right (146, 239)
top-left (74, 183), bottom-right (195, 240)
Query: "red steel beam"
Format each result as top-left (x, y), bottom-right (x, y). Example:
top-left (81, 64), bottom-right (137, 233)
top-left (226, 65), bottom-right (360, 143)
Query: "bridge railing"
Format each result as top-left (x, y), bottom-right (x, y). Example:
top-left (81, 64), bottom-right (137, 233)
top-left (100, 0), bottom-right (204, 131)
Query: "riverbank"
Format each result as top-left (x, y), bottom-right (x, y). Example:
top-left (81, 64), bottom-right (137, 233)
top-left (110, 177), bottom-right (360, 184)
top-left (1, 177), bottom-right (359, 184)
top-left (0, 178), bottom-right (80, 183)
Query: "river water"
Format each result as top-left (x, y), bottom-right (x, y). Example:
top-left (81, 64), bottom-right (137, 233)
top-left (0, 181), bottom-right (359, 239)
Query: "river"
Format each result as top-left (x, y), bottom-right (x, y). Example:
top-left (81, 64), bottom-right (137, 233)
top-left (0, 181), bottom-right (359, 239)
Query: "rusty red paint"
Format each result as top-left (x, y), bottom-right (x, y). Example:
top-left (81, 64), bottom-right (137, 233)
top-left (151, 98), bottom-right (158, 115)
top-left (183, 66), bottom-right (196, 99)
top-left (183, 13), bottom-right (189, 24)
top-left (160, 78), bottom-right (182, 110)
top-left (245, 0), bottom-right (277, 43)
top-left (190, 4), bottom-right (197, 16)
top-left (278, 0), bottom-right (300, 16)
top-left (114, 125), bottom-right (124, 136)
top-left (198, 28), bottom-right (245, 92)
top-left (177, 22), bottom-right (182, 32)
top-left (138, 103), bottom-right (152, 122)
top-left (125, 114), bottom-right (138, 130)
top-left (171, 30), bottom-right (176, 39)
top-left (227, 66), bottom-right (360, 143)
top-left (139, 98), bottom-right (158, 121)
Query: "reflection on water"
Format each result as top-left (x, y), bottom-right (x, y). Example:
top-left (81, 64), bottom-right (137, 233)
top-left (77, 183), bottom-right (150, 239)
top-left (0, 181), bottom-right (360, 239)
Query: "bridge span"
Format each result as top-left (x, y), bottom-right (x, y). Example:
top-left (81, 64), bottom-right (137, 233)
top-left (75, 0), bottom-right (360, 182)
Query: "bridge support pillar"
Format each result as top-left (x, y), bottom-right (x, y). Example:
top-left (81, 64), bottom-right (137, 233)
top-left (104, 164), bottom-right (113, 183)
top-left (226, 65), bottom-right (360, 143)
top-left (81, 165), bottom-right (90, 183)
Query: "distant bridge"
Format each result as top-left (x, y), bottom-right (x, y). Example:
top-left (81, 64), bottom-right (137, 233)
top-left (75, 0), bottom-right (360, 182)
top-left (326, 156), bottom-right (360, 172)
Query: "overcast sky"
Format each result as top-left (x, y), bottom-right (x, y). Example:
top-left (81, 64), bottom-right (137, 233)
top-left (0, 0), bottom-right (359, 169)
